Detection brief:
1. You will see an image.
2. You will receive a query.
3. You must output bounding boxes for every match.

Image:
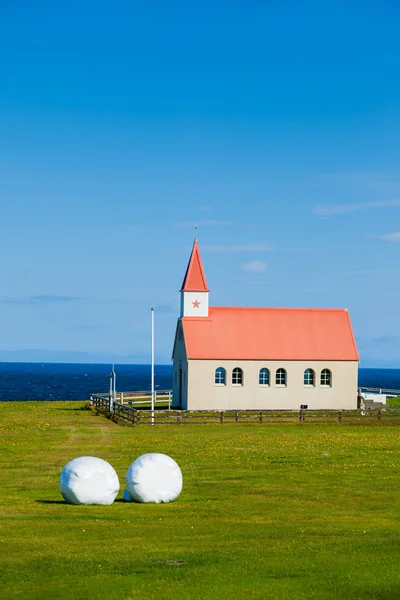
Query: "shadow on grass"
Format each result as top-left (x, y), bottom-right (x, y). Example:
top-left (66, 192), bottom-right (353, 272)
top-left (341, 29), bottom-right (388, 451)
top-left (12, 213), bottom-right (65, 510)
top-left (36, 499), bottom-right (129, 504)
top-left (36, 500), bottom-right (67, 504)
top-left (54, 406), bottom-right (90, 411)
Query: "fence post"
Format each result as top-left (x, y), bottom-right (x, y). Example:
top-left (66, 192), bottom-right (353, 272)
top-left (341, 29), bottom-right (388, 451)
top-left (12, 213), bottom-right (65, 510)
top-left (220, 411), bottom-right (224, 424)
top-left (177, 414), bottom-right (181, 425)
top-left (235, 411), bottom-right (239, 423)
top-left (378, 410), bottom-right (381, 422)
top-left (338, 410), bottom-right (342, 422)
top-left (259, 411), bottom-right (263, 423)
top-left (299, 409), bottom-right (303, 423)
top-left (168, 391), bottom-right (171, 410)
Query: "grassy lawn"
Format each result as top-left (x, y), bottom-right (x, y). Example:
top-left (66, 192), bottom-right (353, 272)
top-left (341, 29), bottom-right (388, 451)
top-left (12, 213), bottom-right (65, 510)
top-left (387, 395), bottom-right (400, 407)
top-left (126, 400), bottom-right (170, 409)
top-left (1, 402), bottom-right (400, 600)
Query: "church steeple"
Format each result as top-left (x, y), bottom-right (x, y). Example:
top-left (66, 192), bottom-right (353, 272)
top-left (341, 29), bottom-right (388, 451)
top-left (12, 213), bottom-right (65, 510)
top-left (180, 238), bottom-right (209, 317)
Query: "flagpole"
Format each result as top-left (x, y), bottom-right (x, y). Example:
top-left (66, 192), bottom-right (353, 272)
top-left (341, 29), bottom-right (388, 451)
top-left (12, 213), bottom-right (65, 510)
top-left (110, 364), bottom-right (116, 412)
top-left (151, 307), bottom-right (155, 425)
top-left (113, 364), bottom-right (116, 407)
top-left (109, 365), bottom-right (113, 410)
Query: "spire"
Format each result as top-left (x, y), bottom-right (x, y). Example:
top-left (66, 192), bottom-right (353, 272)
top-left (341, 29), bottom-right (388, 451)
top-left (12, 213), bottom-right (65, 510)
top-left (180, 238), bottom-right (209, 292)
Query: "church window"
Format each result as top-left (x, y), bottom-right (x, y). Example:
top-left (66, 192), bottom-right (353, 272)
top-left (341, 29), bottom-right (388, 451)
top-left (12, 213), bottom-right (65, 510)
top-left (276, 368), bottom-right (287, 386)
top-left (304, 368), bottom-right (315, 386)
top-left (321, 369), bottom-right (332, 387)
top-left (215, 367), bottom-right (226, 385)
top-left (259, 368), bottom-right (270, 385)
top-left (232, 367), bottom-right (243, 385)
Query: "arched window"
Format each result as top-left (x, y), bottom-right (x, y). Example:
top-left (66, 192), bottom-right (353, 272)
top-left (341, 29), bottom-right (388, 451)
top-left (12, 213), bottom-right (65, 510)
top-left (321, 369), bottom-right (332, 387)
top-left (276, 368), bottom-right (287, 386)
top-left (304, 368), bottom-right (315, 386)
top-left (215, 367), bottom-right (226, 385)
top-left (259, 368), bottom-right (270, 385)
top-left (232, 367), bottom-right (243, 385)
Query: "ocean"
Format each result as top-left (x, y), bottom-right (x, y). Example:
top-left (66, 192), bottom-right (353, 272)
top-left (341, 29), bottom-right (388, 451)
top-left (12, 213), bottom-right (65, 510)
top-left (0, 363), bottom-right (399, 401)
top-left (0, 363), bottom-right (172, 401)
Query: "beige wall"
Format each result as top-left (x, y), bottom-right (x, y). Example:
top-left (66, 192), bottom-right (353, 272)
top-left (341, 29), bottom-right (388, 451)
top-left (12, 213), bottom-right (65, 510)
top-left (172, 325), bottom-right (188, 409)
top-left (187, 360), bottom-right (358, 410)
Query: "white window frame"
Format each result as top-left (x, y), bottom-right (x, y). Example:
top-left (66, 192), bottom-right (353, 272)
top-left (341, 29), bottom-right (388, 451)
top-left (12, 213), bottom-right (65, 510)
top-left (232, 367), bottom-right (244, 386)
top-left (320, 369), bottom-right (332, 387)
top-left (275, 368), bottom-right (287, 387)
top-left (304, 368), bottom-right (315, 387)
top-left (215, 367), bottom-right (226, 386)
top-left (259, 368), bottom-right (270, 386)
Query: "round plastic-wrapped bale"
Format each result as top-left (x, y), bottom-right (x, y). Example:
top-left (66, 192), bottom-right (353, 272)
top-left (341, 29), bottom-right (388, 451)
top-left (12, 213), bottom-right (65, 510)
top-left (124, 453), bottom-right (182, 503)
top-left (60, 456), bottom-right (120, 505)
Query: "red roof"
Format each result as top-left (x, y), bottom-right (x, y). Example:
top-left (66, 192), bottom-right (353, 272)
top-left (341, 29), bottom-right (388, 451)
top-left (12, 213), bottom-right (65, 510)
top-left (181, 307), bottom-right (359, 361)
top-left (180, 239), bottom-right (209, 292)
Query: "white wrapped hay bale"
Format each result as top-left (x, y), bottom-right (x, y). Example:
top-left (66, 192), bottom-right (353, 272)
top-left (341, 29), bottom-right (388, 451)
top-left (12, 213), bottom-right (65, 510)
top-left (60, 456), bottom-right (120, 505)
top-left (124, 453), bottom-right (182, 503)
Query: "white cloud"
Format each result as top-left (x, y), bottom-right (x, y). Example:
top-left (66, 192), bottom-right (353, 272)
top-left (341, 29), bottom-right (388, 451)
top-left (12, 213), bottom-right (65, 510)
top-left (154, 299), bottom-right (180, 314)
top-left (1, 295), bottom-right (84, 305)
top-left (376, 232), bottom-right (400, 243)
top-left (310, 173), bottom-right (400, 197)
top-left (176, 220), bottom-right (266, 232)
top-left (241, 260), bottom-right (268, 273)
top-left (202, 243), bottom-right (275, 253)
top-left (175, 220), bottom-right (232, 229)
top-left (283, 246), bottom-right (330, 254)
top-left (313, 199), bottom-right (400, 216)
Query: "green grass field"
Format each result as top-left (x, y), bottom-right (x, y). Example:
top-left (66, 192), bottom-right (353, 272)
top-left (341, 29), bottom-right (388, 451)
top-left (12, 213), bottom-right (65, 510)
top-left (387, 395), bottom-right (400, 407)
top-left (1, 401), bottom-right (400, 600)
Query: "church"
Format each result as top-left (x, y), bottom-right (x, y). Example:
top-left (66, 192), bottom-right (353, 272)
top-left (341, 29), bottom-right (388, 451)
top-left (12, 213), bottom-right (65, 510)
top-left (172, 239), bottom-right (359, 411)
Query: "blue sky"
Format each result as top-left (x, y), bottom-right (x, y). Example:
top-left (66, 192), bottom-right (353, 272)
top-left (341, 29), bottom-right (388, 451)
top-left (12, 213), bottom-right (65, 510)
top-left (1, 0), bottom-right (400, 365)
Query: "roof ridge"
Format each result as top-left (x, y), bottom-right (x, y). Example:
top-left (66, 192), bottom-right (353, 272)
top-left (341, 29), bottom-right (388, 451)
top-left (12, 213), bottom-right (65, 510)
top-left (209, 306), bottom-right (348, 312)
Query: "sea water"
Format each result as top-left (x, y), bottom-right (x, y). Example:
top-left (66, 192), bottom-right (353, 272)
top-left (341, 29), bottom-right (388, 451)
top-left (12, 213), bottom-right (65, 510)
top-left (0, 363), bottom-right (172, 401)
top-left (0, 363), bottom-right (399, 401)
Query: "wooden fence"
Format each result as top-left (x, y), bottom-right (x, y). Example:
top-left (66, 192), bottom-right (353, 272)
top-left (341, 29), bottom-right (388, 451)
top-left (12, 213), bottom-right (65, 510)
top-left (89, 395), bottom-right (400, 426)
top-left (91, 390), bottom-right (172, 408)
top-left (359, 387), bottom-right (400, 395)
